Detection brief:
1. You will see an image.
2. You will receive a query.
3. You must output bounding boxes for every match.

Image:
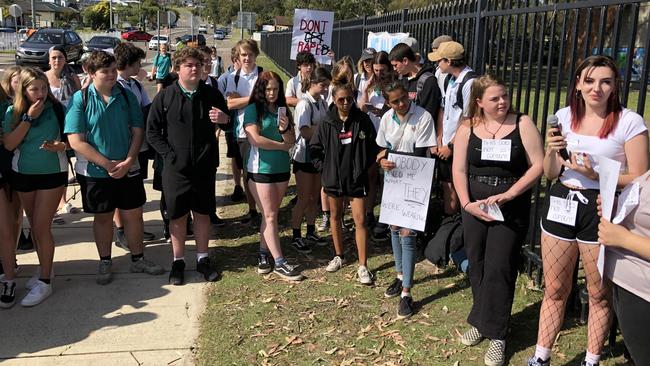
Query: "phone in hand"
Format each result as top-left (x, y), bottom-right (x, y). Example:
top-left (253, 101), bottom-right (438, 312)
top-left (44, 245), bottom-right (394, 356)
top-left (277, 107), bottom-right (286, 127)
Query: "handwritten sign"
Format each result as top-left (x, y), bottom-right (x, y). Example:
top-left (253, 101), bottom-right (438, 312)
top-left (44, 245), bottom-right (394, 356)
top-left (367, 32), bottom-right (409, 53)
top-left (378, 154), bottom-right (435, 231)
top-left (290, 9), bottom-right (334, 65)
top-left (481, 139), bottom-right (511, 161)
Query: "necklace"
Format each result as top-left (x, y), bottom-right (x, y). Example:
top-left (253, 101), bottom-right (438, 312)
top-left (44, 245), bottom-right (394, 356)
top-left (483, 116), bottom-right (507, 139)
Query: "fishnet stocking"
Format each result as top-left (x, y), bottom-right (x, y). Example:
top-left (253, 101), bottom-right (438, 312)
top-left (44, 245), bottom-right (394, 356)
top-left (578, 243), bottom-right (612, 355)
top-left (537, 233), bottom-right (579, 348)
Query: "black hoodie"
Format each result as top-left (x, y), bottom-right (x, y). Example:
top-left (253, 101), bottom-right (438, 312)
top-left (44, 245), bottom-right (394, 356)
top-left (402, 63), bottom-right (441, 122)
top-left (147, 80), bottom-right (228, 177)
top-left (309, 104), bottom-right (378, 195)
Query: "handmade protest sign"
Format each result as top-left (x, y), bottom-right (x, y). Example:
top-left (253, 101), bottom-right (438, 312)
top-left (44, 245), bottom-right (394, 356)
top-left (290, 9), bottom-right (334, 65)
top-left (378, 153), bottom-right (435, 231)
top-left (367, 32), bottom-right (409, 53)
top-left (597, 155), bottom-right (621, 281)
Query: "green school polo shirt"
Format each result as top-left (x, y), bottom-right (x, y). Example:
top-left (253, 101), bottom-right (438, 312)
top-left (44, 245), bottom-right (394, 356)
top-left (242, 104), bottom-right (290, 175)
top-left (64, 84), bottom-right (143, 178)
top-left (154, 53), bottom-right (172, 80)
top-left (2, 102), bottom-right (67, 175)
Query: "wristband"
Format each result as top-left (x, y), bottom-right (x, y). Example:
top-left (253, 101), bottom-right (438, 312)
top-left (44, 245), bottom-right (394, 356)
top-left (462, 201), bottom-right (471, 211)
top-left (21, 113), bottom-right (35, 124)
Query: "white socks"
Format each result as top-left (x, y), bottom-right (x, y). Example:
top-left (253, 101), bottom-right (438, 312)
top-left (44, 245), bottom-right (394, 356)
top-left (585, 351), bottom-right (600, 365)
top-left (400, 291), bottom-right (411, 298)
top-left (173, 256), bottom-right (185, 262)
top-left (534, 345), bottom-right (551, 361)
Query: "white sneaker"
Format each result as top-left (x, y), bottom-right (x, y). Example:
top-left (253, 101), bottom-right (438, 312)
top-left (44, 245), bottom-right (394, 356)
top-left (325, 256), bottom-right (346, 272)
top-left (21, 280), bottom-right (52, 307)
top-left (357, 265), bottom-right (374, 285)
top-left (25, 267), bottom-right (54, 290)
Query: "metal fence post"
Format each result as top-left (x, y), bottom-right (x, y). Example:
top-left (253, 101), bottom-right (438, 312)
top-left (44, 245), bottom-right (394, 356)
top-left (400, 8), bottom-right (408, 32)
top-left (472, 0), bottom-right (488, 73)
top-left (362, 15), bottom-right (367, 49)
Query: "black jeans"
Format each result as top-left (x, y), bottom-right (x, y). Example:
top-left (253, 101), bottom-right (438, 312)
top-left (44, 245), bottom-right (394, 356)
top-left (613, 283), bottom-right (650, 365)
top-left (462, 179), bottom-right (529, 340)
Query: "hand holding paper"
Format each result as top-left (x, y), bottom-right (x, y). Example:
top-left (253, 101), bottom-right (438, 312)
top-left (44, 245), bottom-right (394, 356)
top-left (597, 156), bottom-right (622, 280)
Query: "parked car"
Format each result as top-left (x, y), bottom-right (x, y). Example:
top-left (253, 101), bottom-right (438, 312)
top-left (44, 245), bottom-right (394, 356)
top-left (180, 34), bottom-right (206, 46)
top-left (148, 35), bottom-right (169, 50)
top-left (213, 30), bottom-right (226, 40)
top-left (121, 30), bottom-right (153, 42)
top-left (84, 36), bottom-right (121, 52)
top-left (0, 28), bottom-right (15, 33)
top-left (198, 25), bottom-right (207, 34)
top-left (16, 28), bottom-right (83, 67)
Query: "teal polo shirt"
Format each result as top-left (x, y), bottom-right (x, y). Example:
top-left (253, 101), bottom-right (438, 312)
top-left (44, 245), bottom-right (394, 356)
top-left (154, 53), bottom-right (172, 80)
top-left (2, 101), bottom-right (67, 175)
top-left (64, 84), bottom-right (143, 178)
top-left (242, 104), bottom-right (290, 175)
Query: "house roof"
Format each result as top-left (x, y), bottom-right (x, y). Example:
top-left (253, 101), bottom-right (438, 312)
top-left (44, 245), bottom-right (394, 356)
top-left (15, 0), bottom-right (79, 14)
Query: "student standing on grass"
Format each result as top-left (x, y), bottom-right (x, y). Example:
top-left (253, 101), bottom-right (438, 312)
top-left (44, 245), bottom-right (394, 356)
top-left (147, 47), bottom-right (230, 286)
top-left (225, 39), bottom-right (262, 226)
top-left (528, 56), bottom-right (648, 366)
top-left (244, 71), bottom-right (303, 281)
top-left (290, 67), bottom-right (331, 254)
top-left (309, 75), bottom-right (377, 285)
top-left (376, 81), bottom-right (436, 319)
top-left (452, 75), bottom-right (543, 366)
top-left (65, 51), bottom-right (164, 286)
top-left (113, 42), bottom-right (157, 249)
top-left (354, 48), bottom-right (376, 105)
top-left (150, 43), bottom-right (172, 93)
top-left (285, 51), bottom-right (316, 108)
top-left (1, 68), bottom-right (68, 307)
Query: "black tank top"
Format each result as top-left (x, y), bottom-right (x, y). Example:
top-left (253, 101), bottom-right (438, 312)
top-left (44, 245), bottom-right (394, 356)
top-left (467, 114), bottom-right (529, 177)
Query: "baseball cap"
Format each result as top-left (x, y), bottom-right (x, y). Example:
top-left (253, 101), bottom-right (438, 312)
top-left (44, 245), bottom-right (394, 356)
top-left (428, 35), bottom-right (454, 61)
top-left (359, 47), bottom-right (376, 62)
top-left (428, 41), bottom-right (464, 62)
top-left (400, 37), bottom-right (420, 54)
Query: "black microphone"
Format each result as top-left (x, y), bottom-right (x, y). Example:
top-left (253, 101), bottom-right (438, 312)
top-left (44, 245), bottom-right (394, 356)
top-left (547, 115), bottom-right (570, 161)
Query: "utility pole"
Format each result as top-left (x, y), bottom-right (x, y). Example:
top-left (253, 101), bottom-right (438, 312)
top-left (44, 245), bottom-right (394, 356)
top-left (30, 0), bottom-right (35, 28)
top-left (239, 0), bottom-right (242, 40)
top-left (109, 0), bottom-right (113, 30)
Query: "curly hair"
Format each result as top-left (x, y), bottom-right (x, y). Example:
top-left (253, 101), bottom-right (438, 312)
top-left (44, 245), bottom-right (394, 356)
top-left (86, 50), bottom-right (116, 74)
top-left (174, 47), bottom-right (203, 70)
top-left (114, 42), bottom-right (146, 70)
top-left (249, 71), bottom-right (290, 127)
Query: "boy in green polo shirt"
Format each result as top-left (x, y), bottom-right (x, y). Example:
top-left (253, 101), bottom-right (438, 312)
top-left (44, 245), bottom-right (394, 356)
top-left (65, 50), bottom-right (164, 285)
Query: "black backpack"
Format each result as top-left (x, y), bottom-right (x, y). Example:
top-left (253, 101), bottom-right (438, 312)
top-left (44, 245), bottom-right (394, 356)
top-left (81, 84), bottom-right (131, 111)
top-left (415, 71), bottom-right (434, 106)
top-left (424, 213), bottom-right (464, 267)
top-left (452, 70), bottom-right (478, 110)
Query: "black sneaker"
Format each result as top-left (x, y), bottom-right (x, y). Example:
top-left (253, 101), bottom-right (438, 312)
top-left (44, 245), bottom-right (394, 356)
top-left (384, 278), bottom-right (403, 298)
top-left (581, 361), bottom-right (599, 366)
top-left (291, 237), bottom-right (312, 253)
top-left (17, 230), bottom-right (34, 251)
top-left (231, 185), bottom-right (246, 202)
top-left (197, 257), bottom-right (220, 282)
top-left (169, 259), bottom-right (185, 286)
top-left (0, 281), bottom-right (16, 308)
top-left (257, 252), bottom-right (274, 274)
top-left (209, 213), bottom-right (226, 227)
top-left (397, 296), bottom-right (414, 319)
top-left (365, 213), bottom-right (376, 229)
top-left (250, 212), bottom-right (261, 229)
top-left (273, 262), bottom-right (303, 281)
top-left (305, 232), bottom-right (327, 246)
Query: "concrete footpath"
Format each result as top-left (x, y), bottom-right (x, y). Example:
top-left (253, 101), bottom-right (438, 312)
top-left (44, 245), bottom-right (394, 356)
top-left (0, 136), bottom-right (234, 365)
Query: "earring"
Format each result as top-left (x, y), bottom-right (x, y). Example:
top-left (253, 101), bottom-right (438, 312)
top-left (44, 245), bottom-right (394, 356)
top-left (576, 90), bottom-right (582, 98)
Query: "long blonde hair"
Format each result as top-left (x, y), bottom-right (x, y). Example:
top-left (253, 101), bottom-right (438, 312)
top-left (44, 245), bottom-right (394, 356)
top-left (11, 67), bottom-right (58, 130)
top-left (1, 65), bottom-right (21, 99)
top-left (466, 74), bottom-right (514, 126)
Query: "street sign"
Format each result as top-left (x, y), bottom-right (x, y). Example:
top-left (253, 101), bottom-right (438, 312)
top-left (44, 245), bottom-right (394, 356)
top-left (167, 11), bottom-right (178, 25)
top-left (9, 4), bottom-right (22, 18)
top-left (236, 11), bottom-right (256, 29)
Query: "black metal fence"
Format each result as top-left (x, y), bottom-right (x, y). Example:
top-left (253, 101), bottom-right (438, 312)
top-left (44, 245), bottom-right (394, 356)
top-left (261, 0), bottom-right (650, 282)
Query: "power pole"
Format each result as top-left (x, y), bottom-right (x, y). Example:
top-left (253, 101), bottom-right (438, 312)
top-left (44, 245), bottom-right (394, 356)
top-left (30, 0), bottom-right (35, 28)
top-left (109, 0), bottom-right (113, 30)
top-left (239, 0), bottom-right (242, 40)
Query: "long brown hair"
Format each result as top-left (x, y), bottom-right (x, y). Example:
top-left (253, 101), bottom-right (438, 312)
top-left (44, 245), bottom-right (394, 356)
top-left (467, 74), bottom-right (515, 126)
top-left (11, 67), bottom-right (58, 129)
top-left (249, 71), bottom-right (290, 127)
top-left (568, 55), bottom-right (622, 138)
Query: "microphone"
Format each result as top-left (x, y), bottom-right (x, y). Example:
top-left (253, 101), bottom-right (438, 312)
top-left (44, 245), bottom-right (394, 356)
top-left (547, 115), bottom-right (570, 161)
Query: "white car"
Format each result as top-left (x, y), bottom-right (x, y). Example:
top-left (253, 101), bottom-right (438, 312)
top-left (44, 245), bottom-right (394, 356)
top-left (148, 35), bottom-right (169, 50)
top-left (198, 25), bottom-right (207, 34)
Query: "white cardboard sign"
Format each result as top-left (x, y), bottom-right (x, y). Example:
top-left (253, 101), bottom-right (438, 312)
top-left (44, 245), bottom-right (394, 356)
top-left (290, 9), bottom-right (334, 65)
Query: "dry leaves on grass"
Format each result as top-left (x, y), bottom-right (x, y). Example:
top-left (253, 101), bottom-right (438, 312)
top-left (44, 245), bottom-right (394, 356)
top-left (258, 335), bottom-right (305, 359)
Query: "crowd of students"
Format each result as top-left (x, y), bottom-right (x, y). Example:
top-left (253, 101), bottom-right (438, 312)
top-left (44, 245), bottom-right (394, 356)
top-left (0, 33), bottom-right (648, 366)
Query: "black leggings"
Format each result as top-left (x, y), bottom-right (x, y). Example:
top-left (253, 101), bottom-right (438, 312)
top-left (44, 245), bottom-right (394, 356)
top-left (613, 284), bottom-right (650, 365)
top-left (462, 179), bottom-right (529, 340)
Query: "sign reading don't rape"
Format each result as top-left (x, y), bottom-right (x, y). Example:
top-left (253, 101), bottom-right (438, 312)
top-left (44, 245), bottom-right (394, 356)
top-left (290, 9), bottom-right (334, 65)
top-left (379, 154), bottom-right (435, 232)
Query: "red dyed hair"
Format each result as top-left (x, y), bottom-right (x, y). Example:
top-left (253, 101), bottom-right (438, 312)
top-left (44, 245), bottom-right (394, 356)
top-left (568, 55), bottom-right (622, 139)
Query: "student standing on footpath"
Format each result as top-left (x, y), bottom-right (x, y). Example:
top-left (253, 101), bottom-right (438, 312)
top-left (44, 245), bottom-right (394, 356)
top-left (243, 71), bottom-right (303, 281)
top-left (429, 41), bottom-right (477, 216)
top-left (147, 47), bottom-right (230, 286)
top-left (529, 56), bottom-right (648, 366)
top-left (225, 39), bottom-right (263, 226)
top-left (65, 51), bottom-right (164, 286)
top-left (452, 75), bottom-right (544, 366)
top-left (309, 75), bottom-right (378, 285)
top-left (150, 43), bottom-right (173, 93)
top-left (285, 51), bottom-right (316, 108)
top-left (376, 81), bottom-right (436, 319)
top-left (1, 68), bottom-right (68, 307)
top-left (290, 67), bottom-right (331, 254)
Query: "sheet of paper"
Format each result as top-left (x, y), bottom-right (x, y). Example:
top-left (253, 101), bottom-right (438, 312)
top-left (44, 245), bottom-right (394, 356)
top-left (612, 182), bottom-right (640, 224)
top-left (486, 203), bottom-right (504, 221)
top-left (597, 156), bottom-right (622, 282)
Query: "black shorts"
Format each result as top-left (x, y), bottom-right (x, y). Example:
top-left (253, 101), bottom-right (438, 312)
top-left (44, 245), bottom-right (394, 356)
top-left (436, 157), bottom-right (453, 182)
top-left (163, 169), bottom-right (215, 220)
top-left (293, 161), bottom-right (318, 174)
top-left (248, 172), bottom-right (290, 184)
top-left (540, 182), bottom-right (599, 244)
top-left (237, 138), bottom-right (251, 172)
top-left (10, 171), bottom-right (67, 192)
top-left (227, 133), bottom-right (243, 169)
top-left (77, 174), bottom-right (147, 214)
